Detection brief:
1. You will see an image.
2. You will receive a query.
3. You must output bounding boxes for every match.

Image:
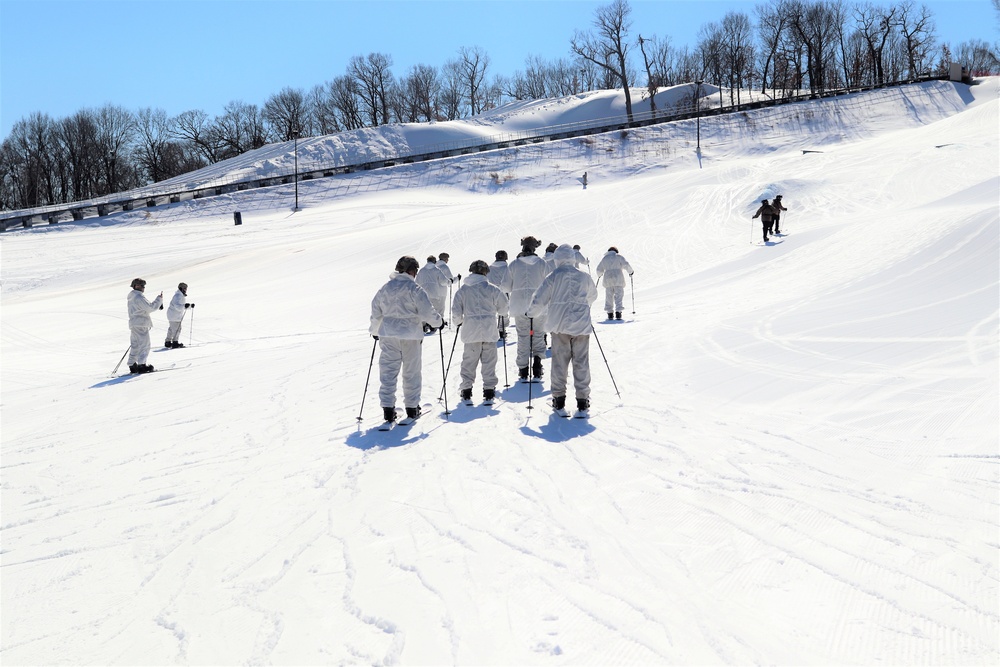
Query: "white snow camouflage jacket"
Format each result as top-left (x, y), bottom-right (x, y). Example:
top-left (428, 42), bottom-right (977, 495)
top-left (451, 274), bottom-right (510, 344)
top-left (436, 260), bottom-right (455, 283)
top-left (416, 262), bottom-right (449, 300)
top-left (502, 253), bottom-right (549, 316)
top-left (127, 289), bottom-right (163, 331)
top-left (487, 260), bottom-right (509, 292)
top-left (527, 245), bottom-right (598, 336)
top-left (166, 289), bottom-right (187, 322)
top-left (369, 272), bottom-right (442, 340)
top-left (596, 251), bottom-right (634, 287)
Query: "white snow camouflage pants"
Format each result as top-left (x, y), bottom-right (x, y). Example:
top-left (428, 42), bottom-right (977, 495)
top-left (603, 285), bottom-right (625, 313)
top-left (548, 333), bottom-right (592, 400)
top-left (459, 341), bottom-right (499, 391)
top-left (513, 314), bottom-right (547, 370)
top-left (166, 320), bottom-right (183, 343)
top-left (378, 337), bottom-right (424, 409)
top-left (128, 326), bottom-right (152, 365)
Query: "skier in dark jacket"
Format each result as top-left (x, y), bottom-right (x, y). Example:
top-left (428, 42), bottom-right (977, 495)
top-left (752, 199), bottom-right (777, 242)
top-left (772, 195), bottom-right (787, 234)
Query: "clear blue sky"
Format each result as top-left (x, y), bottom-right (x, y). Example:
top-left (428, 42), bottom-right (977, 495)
top-left (1, 0), bottom-right (996, 139)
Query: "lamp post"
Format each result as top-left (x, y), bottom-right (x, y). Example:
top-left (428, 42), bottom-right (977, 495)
top-left (292, 129), bottom-right (301, 211)
top-left (695, 80), bottom-right (703, 156)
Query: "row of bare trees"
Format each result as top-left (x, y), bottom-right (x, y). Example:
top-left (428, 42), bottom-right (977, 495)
top-left (3, 0), bottom-right (996, 211)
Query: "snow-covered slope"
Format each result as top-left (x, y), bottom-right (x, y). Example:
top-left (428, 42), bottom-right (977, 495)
top-left (1, 79), bottom-right (997, 665)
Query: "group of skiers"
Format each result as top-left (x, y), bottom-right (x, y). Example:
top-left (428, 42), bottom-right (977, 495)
top-left (125, 279), bottom-right (194, 373)
top-left (752, 194), bottom-right (787, 242)
top-left (368, 239), bottom-right (635, 424)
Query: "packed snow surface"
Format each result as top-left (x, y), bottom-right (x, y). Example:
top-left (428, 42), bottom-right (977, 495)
top-left (2, 80), bottom-right (998, 665)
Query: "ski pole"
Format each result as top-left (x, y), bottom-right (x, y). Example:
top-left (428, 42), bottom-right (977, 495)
top-left (112, 346), bottom-right (131, 376)
top-left (750, 217), bottom-right (754, 245)
top-left (356, 337), bottom-right (378, 422)
top-left (527, 317), bottom-right (535, 411)
top-left (629, 273), bottom-right (635, 315)
top-left (439, 327), bottom-right (451, 417)
top-left (188, 307), bottom-right (195, 346)
top-left (438, 324), bottom-right (461, 401)
top-left (591, 324), bottom-right (621, 398)
top-left (500, 315), bottom-right (509, 388)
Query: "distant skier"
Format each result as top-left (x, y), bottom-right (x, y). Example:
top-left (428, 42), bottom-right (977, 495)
top-left (436, 252), bottom-right (458, 284)
top-left (772, 195), bottom-right (787, 234)
top-left (126, 278), bottom-right (163, 373)
top-left (416, 256), bottom-right (450, 333)
top-left (369, 256), bottom-right (443, 426)
top-left (572, 244), bottom-right (590, 272)
top-left (752, 199), bottom-right (777, 242)
top-left (543, 242), bottom-right (558, 272)
top-left (165, 282), bottom-right (194, 349)
top-left (502, 236), bottom-right (549, 382)
top-left (436, 252), bottom-right (460, 324)
top-left (451, 260), bottom-right (509, 405)
top-left (487, 250), bottom-right (511, 339)
top-left (527, 244), bottom-right (598, 418)
top-left (595, 247), bottom-right (634, 320)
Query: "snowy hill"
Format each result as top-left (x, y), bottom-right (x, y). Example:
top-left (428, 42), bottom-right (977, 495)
top-left (2, 80), bottom-right (998, 665)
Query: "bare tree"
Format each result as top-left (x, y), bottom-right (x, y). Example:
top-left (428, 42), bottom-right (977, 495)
top-left (855, 2), bottom-right (899, 85)
top-left (172, 109), bottom-right (223, 164)
top-left (790, 0), bottom-right (841, 93)
top-left (95, 104), bottom-right (136, 195)
top-left (454, 46), bottom-right (491, 115)
top-left (955, 38), bottom-right (1000, 74)
top-left (571, 0), bottom-right (635, 121)
top-left (720, 11), bottom-right (755, 103)
top-left (757, 0), bottom-right (791, 94)
top-left (349, 52), bottom-right (394, 126)
top-left (438, 59), bottom-right (465, 120)
top-left (898, 1), bottom-right (936, 78)
top-left (637, 34), bottom-right (673, 114)
top-left (308, 84), bottom-right (341, 135)
top-left (698, 22), bottom-right (726, 106)
top-left (4, 114), bottom-right (56, 206)
top-left (134, 107), bottom-right (173, 183)
top-left (400, 64), bottom-right (440, 122)
top-left (216, 100), bottom-right (268, 156)
top-left (263, 87), bottom-right (308, 141)
top-left (57, 110), bottom-right (101, 201)
top-left (328, 75), bottom-right (364, 131)
top-left (511, 54), bottom-right (550, 99)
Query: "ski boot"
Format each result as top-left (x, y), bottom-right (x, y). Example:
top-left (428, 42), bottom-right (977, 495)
top-left (532, 355), bottom-right (544, 381)
top-left (551, 395), bottom-right (569, 418)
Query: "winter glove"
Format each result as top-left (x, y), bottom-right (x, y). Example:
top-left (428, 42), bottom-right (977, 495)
top-left (190, 303), bottom-right (195, 308)
top-left (184, 303), bottom-right (190, 309)
top-left (159, 304), bottom-right (164, 310)
top-left (457, 274), bottom-right (462, 282)
top-left (372, 335), bottom-right (379, 340)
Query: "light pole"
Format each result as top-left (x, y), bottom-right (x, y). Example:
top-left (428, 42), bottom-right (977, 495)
top-left (695, 80), bottom-right (703, 156)
top-left (292, 129), bottom-right (301, 211)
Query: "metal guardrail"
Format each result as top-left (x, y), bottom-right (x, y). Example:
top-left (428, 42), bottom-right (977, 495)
top-left (0, 75), bottom-right (943, 231)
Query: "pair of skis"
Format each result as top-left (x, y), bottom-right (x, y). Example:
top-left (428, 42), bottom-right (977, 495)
top-left (551, 404), bottom-right (590, 420)
top-left (376, 404), bottom-right (430, 431)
